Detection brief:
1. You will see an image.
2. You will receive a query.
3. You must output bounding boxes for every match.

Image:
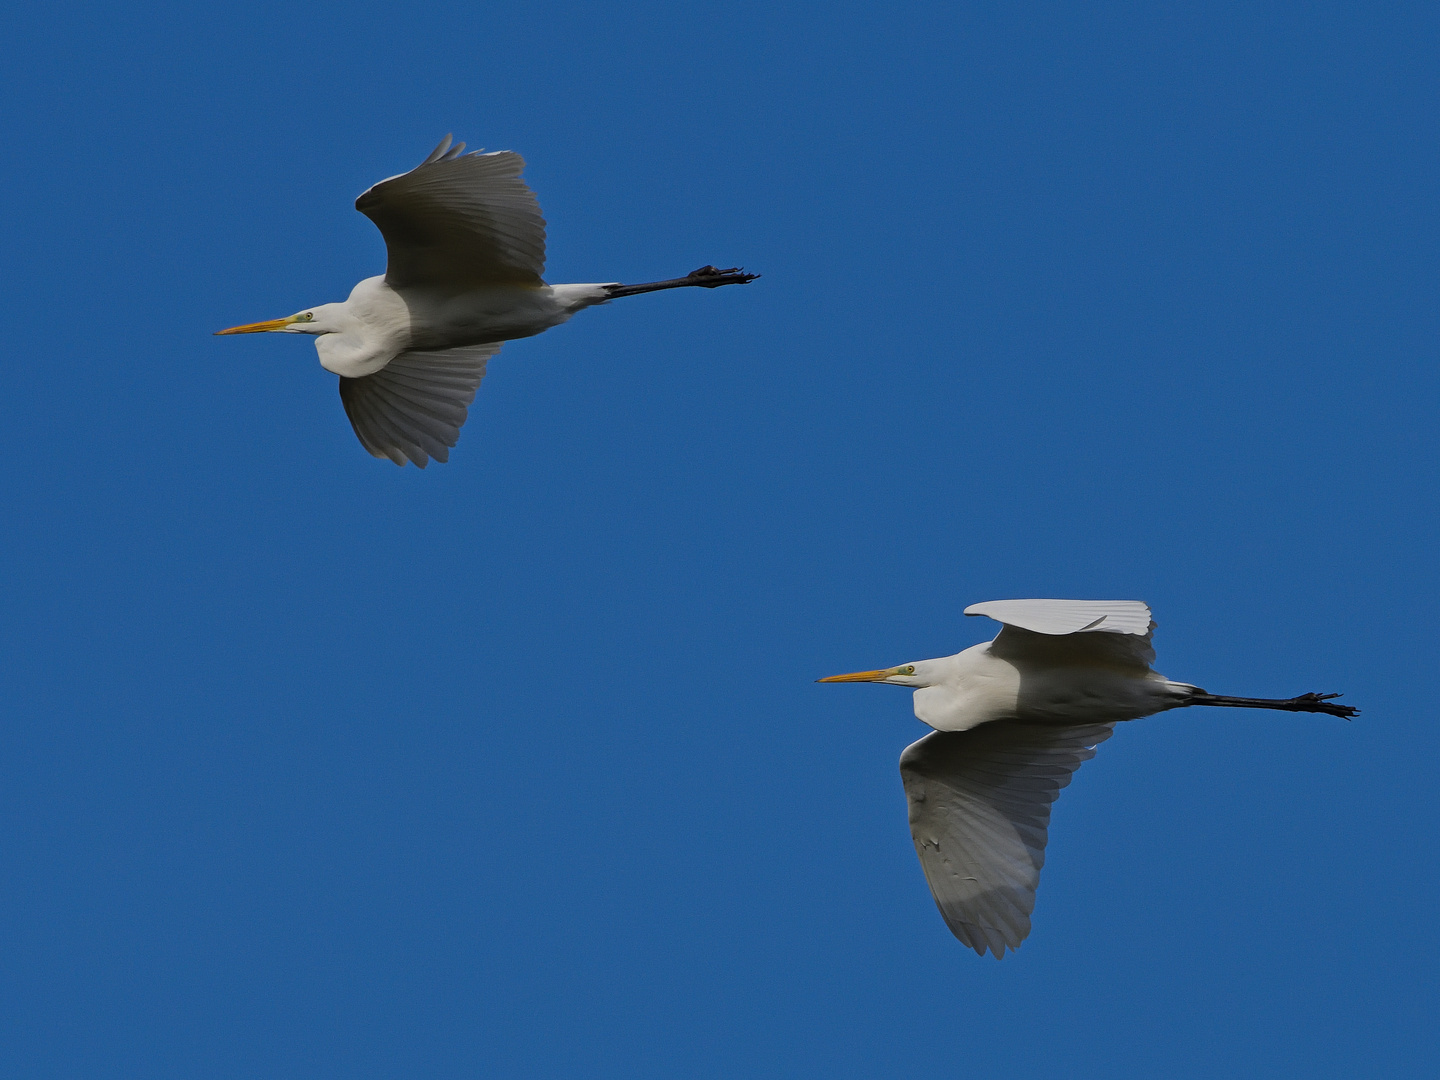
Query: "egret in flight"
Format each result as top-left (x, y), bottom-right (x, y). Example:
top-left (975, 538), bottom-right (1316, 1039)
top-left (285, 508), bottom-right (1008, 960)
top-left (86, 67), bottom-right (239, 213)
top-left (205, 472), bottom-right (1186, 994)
top-left (819, 599), bottom-right (1356, 957)
top-left (217, 135), bottom-right (757, 466)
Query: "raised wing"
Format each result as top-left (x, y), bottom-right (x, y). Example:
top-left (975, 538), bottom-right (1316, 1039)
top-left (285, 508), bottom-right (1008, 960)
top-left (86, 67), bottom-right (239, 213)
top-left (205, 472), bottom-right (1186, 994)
top-left (900, 722), bottom-right (1115, 957)
top-left (964, 599), bottom-right (1152, 636)
top-left (337, 342), bottom-right (500, 468)
top-left (355, 135), bottom-right (547, 289)
top-left (968, 598), bottom-right (1156, 669)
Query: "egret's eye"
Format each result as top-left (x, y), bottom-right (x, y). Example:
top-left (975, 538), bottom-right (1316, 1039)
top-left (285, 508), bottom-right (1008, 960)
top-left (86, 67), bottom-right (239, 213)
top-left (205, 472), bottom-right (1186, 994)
top-left (900, 665), bottom-right (915, 675)
top-left (298, 312), bottom-right (313, 322)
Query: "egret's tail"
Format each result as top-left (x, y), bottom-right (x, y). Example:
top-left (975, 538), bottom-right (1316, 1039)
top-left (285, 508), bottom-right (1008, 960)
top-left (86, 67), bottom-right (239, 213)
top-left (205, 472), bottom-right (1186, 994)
top-left (548, 283), bottom-right (617, 311)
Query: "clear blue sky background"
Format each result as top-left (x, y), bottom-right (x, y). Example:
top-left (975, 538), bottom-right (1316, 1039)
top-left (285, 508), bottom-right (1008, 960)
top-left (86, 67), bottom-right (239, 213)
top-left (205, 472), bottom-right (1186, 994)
top-left (1, 2), bottom-right (1435, 1076)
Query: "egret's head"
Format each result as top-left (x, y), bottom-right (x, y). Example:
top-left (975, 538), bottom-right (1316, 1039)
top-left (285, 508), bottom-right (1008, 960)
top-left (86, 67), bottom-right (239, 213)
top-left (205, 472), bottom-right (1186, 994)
top-left (819, 656), bottom-right (965, 729)
top-left (215, 304), bottom-right (340, 336)
top-left (817, 658), bottom-right (944, 687)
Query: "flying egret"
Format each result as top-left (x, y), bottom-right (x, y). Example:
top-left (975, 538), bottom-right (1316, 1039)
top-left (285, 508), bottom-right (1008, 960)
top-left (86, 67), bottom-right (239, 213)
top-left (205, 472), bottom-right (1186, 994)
top-left (819, 599), bottom-right (1356, 957)
top-left (217, 135), bottom-right (757, 467)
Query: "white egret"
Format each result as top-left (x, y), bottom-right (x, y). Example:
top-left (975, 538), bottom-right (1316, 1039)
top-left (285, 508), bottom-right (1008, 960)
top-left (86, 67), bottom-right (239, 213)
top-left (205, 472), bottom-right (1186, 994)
top-left (819, 599), bottom-right (1356, 957)
top-left (217, 135), bottom-right (757, 467)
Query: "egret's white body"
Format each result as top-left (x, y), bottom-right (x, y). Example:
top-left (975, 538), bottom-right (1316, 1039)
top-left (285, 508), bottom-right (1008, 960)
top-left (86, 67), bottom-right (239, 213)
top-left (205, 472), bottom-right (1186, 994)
top-left (218, 136), bottom-right (756, 466)
top-left (820, 598), bottom-right (1356, 958)
top-left (302, 277), bottom-right (610, 379)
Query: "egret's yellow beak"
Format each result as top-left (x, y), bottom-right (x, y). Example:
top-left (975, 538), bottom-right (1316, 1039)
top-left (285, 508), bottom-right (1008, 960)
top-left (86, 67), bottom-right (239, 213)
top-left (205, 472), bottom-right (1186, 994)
top-left (214, 315), bottom-right (300, 335)
top-left (817, 667), bottom-right (902, 683)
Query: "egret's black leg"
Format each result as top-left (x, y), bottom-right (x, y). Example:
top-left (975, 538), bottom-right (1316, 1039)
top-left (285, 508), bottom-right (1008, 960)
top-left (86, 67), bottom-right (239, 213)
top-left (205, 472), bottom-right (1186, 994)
top-left (604, 265), bottom-right (759, 298)
top-left (1189, 691), bottom-right (1358, 719)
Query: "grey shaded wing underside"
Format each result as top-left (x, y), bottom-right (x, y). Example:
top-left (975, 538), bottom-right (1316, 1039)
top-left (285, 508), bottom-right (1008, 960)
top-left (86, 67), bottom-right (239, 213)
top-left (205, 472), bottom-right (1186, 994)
top-left (338, 342), bottom-right (501, 468)
top-left (900, 721), bottom-right (1115, 957)
top-left (355, 135), bottom-right (547, 289)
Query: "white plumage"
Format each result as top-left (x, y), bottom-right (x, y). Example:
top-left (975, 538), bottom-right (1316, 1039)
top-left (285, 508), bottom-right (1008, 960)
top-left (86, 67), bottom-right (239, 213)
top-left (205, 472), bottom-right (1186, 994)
top-left (820, 598), bottom-right (1356, 957)
top-left (218, 135), bottom-right (757, 467)
top-left (962, 597), bottom-right (1155, 637)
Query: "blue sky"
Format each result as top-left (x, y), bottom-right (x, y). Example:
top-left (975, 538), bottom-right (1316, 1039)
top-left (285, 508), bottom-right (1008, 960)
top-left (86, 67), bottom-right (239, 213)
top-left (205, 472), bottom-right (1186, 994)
top-left (1, 1), bottom-right (1436, 1076)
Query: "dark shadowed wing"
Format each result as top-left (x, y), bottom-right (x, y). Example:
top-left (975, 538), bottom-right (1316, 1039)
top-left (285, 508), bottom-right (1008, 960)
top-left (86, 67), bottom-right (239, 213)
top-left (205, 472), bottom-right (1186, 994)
top-left (355, 135), bottom-right (547, 289)
top-left (338, 342), bottom-right (500, 468)
top-left (899, 721), bottom-right (1115, 957)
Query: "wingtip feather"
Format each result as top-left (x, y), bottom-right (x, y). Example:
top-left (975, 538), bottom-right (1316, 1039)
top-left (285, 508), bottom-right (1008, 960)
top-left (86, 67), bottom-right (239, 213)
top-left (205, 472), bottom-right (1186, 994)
top-left (422, 134), bottom-right (454, 166)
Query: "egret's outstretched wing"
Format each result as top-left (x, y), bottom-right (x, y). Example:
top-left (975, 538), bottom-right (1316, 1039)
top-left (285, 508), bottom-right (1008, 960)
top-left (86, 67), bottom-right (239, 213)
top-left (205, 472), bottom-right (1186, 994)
top-left (965, 599), bottom-right (1152, 637)
top-left (900, 722), bottom-right (1115, 957)
top-left (355, 135), bottom-right (547, 289)
top-left (338, 342), bottom-right (500, 468)
top-left (968, 598), bottom-right (1156, 668)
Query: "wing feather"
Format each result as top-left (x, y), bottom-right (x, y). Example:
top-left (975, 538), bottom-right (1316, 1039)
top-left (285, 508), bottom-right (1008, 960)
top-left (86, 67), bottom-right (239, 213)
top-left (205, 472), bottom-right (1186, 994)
top-left (964, 599), bottom-right (1152, 637)
top-left (338, 342), bottom-right (499, 468)
top-left (966, 598), bottom-right (1157, 669)
top-left (900, 722), bottom-right (1115, 957)
top-left (344, 391), bottom-right (414, 466)
top-left (369, 394), bottom-right (452, 462)
top-left (364, 376), bottom-right (468, 423)
top-left (356, 135), bottom-right (547, 289)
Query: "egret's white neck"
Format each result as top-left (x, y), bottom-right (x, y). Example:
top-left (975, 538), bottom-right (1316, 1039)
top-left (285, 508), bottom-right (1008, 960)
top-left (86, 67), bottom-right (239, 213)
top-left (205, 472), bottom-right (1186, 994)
top-left (881, 647), bottom-right (1023, 732)
top-left (313, 277), bottom-right (412, 378)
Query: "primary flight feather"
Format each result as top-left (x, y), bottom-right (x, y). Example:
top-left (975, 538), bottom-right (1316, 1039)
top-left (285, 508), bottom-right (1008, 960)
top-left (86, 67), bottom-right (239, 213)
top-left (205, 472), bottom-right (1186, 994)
top-left (217, 135), bottom-right (757, 467)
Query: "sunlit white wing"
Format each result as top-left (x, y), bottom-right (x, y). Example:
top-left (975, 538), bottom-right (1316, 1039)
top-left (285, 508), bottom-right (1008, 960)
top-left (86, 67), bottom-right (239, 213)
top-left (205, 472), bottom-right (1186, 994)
top-left (968, 599), bottom-right (1156, 668)
top-left (338, 342), bottom-right (500, 468)
top-left (900, 721), bottom-right (1115, 957)
top-left (355, 135), bottom-right (547, 289)
top-left (964, 599), bottom-right (1152, 637)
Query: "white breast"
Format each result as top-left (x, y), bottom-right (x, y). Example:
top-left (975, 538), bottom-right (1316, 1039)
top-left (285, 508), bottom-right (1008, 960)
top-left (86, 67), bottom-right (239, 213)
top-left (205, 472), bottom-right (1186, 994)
top-left (316, 276), bottom-right (413, 378)
top-left (912, 645), bottom-right (1023, 731)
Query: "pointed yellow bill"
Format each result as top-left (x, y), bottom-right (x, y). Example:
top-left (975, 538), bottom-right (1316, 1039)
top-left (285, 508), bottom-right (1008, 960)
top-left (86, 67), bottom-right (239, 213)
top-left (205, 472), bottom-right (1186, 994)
top-left (214, 315), bottom-right (301, 335)
top-left (816, 667), bottom-right (902, 683)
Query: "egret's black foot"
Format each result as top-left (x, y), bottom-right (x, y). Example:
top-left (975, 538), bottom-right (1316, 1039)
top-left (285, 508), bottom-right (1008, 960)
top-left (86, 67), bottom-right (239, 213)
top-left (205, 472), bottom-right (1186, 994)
top-left (686, 265), bottom-right (760, 287)
top-left (1288, 692), bottom-right (1359, 719)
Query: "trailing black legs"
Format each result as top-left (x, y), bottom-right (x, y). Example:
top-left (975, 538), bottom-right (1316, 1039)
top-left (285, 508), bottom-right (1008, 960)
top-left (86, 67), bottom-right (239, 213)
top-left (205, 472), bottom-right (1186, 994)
top-left (1189, 691), bottom-right (1358, 719)
top-left (604, 265), bottom-right (759, 298)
